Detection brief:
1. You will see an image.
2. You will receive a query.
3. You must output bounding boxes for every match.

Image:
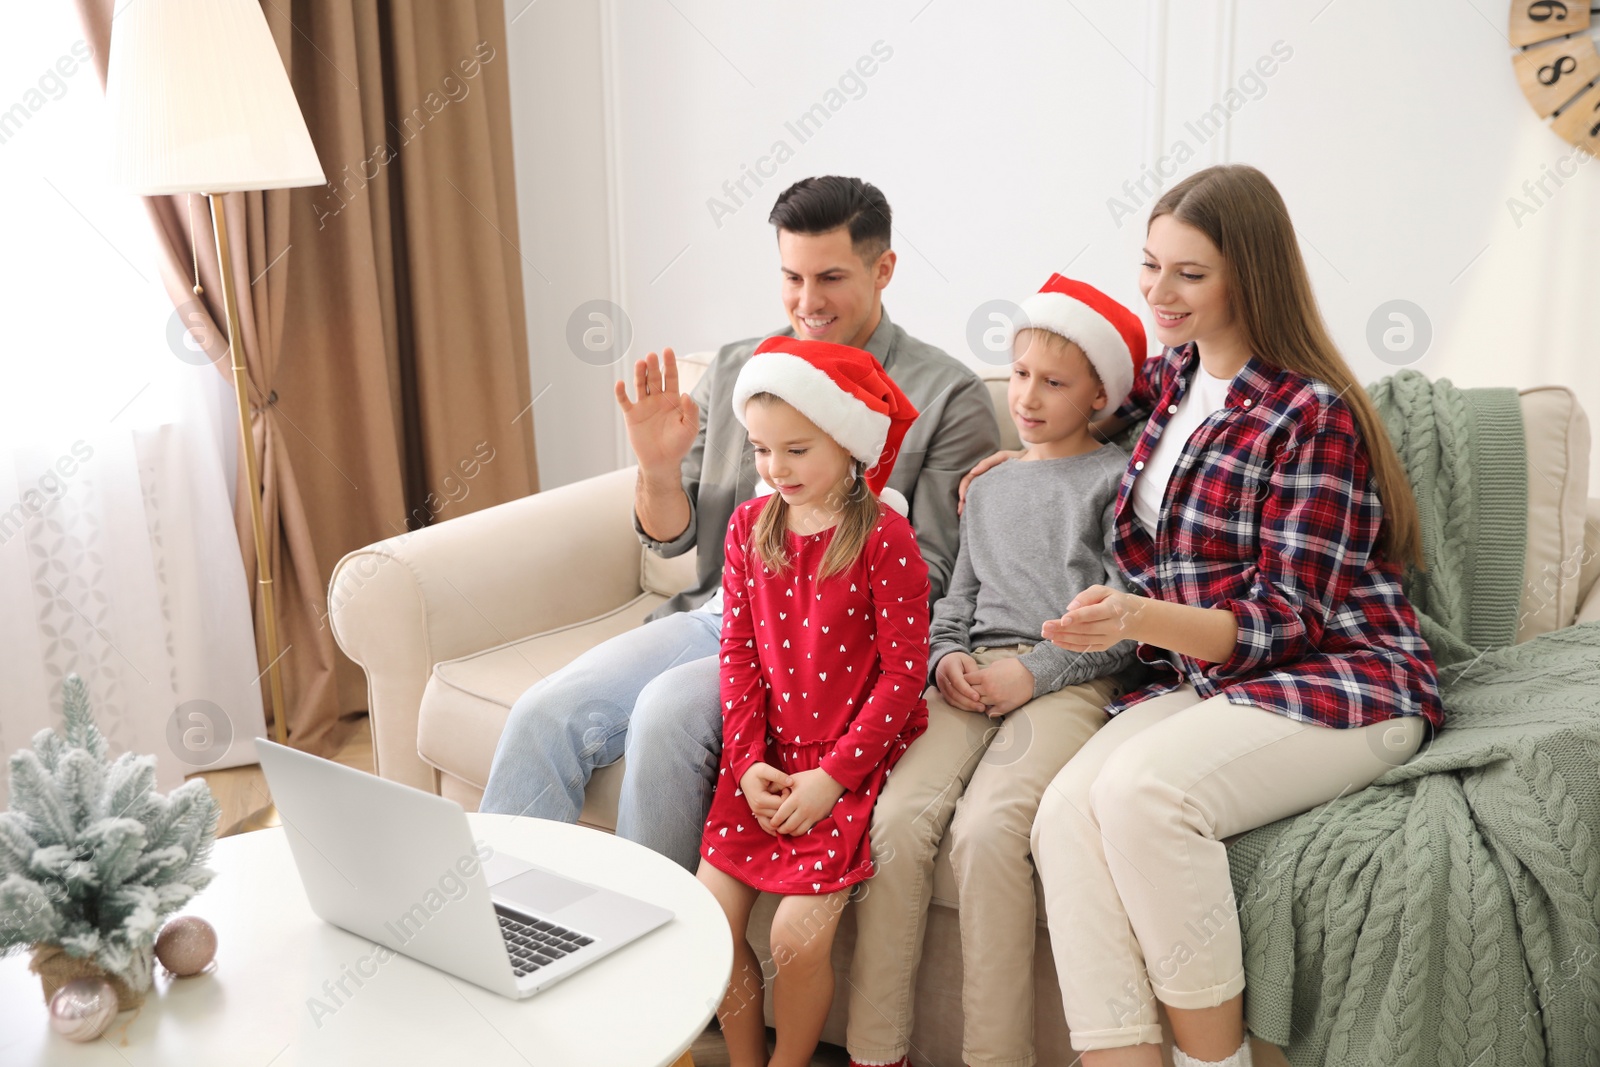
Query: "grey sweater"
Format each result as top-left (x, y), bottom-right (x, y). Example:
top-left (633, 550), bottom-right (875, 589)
top-left (928, 445), bottom-right (1137, 698)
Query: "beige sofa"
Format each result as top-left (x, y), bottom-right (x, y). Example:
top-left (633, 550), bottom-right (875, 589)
top-left (329, 355), bottom-right (1600, 1066)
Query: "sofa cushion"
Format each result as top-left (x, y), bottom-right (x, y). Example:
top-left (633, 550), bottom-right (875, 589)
top-left (416, 592), bottom-right (668, 828)
top-left (640, 543), bottom-right (698, 600)
top-left (1581, 499), bottom-right (1600, 621)
top-left (983, 370), bottom-right (1022, 451)
top-left (1516, 387), bottom-right (1591, 641)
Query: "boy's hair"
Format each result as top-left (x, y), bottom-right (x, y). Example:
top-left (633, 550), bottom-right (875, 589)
top-left (768, 177), bottom-right (892, 265)
top-left (1016, 327), bottom-right (1104, 386)
top-left (745, 392), bottom-right (882, 581)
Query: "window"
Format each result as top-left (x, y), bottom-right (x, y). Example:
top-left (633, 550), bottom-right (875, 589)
top-left (1, 4), bottom-right (180, 448)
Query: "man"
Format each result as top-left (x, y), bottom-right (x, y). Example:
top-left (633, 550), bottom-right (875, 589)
top-left (480, 177), bottom-right (999, 883)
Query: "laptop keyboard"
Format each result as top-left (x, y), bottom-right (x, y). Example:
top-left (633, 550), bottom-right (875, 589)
top-left (496, 908), bottom-right (595, 978)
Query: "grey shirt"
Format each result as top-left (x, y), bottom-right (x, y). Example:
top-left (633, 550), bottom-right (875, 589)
top-left (928, 445), bottom-right (1137, 697)
top-left (635, 307), bottom-right (1002, 619)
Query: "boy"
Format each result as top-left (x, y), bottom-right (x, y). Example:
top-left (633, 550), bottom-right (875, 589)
top-left (857, 274), bottom-right (1143, 1067)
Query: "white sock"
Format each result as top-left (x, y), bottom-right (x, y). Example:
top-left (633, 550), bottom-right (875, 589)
top-left (1172, 1037), bottom-right (1253, 1067)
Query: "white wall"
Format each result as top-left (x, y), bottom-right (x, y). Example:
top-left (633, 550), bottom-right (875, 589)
top-left (504, 0), bottom-right (621, 489)
top-left (1222, 0), bottom-right (1598, 494)
top-left (508, 0), bottom-right (1599, 493)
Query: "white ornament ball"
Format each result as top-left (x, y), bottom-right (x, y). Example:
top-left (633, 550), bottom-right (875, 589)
top-left (155, 916), bottom-right (218, 977)
top-left (49, 977), bottom-right (117, 1042)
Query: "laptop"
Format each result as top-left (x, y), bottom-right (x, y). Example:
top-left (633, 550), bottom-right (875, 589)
top-left (255, 739), bottom-right (674, 999)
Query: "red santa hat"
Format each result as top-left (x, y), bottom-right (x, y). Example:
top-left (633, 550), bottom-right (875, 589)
top-left (1010, 274), bottom-right (1147, 413)
top-left (732, 336), bottom-right (920, 515)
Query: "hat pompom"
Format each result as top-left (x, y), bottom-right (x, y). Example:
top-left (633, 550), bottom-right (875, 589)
top-left (878, 486), bottom-right (909, 517)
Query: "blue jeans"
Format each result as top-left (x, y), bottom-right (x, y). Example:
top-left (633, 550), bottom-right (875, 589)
top-left (479, 608), bottom-right (723, 872)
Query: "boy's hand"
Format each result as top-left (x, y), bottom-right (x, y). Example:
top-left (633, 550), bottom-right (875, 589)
top-left (957, 449), bottom-right (1024, 515)
top-left (770, 768), bottom-right (845, 836)
top-left (740, 763), bottom-right (793, 836)
top-left (967, 656), bottom-right (1035, 717)
top-left (935, 652), bottom-right (986, 712)
top-left (1042, 585), bottom-right (1145, 652)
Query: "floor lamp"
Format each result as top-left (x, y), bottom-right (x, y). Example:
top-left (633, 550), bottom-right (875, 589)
top-left (105, 0), bottom-right (325, 750)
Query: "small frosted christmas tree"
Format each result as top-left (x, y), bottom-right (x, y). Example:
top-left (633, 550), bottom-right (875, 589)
top-left (0, 674), bottom-right (220, 997)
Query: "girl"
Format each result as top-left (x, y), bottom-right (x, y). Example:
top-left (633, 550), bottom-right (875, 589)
top-left (967, 164), bottom-right (1443, 1067)
top-left (698, 335), bottom-right (930, 1067)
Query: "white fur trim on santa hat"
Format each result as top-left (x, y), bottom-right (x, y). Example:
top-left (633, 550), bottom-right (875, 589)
top-left (1011, 292), bottom-right (1136, 413)
top-left (732, 352), bottom-right (891, 467)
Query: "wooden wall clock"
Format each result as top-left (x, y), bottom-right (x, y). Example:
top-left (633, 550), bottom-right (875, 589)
top-left (1511, 0), bottom-right (1600, 150)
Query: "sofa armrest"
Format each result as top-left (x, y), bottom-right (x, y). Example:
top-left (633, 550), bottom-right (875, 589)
top-left (328, 466), bottom-right (645, 789)
top-left (1577, 498), bottom-right (1600, 626)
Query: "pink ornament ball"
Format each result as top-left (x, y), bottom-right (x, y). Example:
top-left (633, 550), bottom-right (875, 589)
top-left (48, 977), bottom-right (117, 1042)
top-left (155, 916), bottom-right (218, 977)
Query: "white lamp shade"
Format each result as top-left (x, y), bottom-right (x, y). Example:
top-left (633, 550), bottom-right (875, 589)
top-left (106, 0), bottom-right (326, 195)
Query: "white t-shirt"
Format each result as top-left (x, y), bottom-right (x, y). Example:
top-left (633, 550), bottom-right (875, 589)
top-left (1130, 362), bottom-right (1236, 537)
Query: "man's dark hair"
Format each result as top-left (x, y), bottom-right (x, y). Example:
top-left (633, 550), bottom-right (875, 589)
top-left (768, 176), bottom-right (891, 264)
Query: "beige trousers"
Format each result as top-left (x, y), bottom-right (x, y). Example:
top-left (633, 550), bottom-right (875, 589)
top-left (846, 645), bottom-right (1119, 1067)
top-left (949, 657), bottom-right (1119, 1067)
top-left (1030, 683), bottom-right (1425, 1052)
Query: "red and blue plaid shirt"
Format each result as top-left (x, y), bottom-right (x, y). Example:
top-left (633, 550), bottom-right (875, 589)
top-left (1108, 343), bottom-right (1443, 730)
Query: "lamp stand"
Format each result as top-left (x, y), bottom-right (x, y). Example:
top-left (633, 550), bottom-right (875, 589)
top-left (208, 192), bottom-right (289, 748)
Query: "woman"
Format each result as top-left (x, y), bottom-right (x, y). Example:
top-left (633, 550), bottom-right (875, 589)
top-left (967, 164), bottom-right (1442, 1067)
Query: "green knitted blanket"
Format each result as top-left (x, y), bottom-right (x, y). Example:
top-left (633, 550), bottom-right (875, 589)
top-left (1227, 372), bottom-right (1600, 1065)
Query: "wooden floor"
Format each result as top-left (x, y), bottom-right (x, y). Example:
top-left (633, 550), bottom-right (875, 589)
top-left (188, 715), bottom-right (374, 836)
top-left (687, 1031), bottom-right (852, 1065)
top-left (186, 716), bottom-right (852, 1067)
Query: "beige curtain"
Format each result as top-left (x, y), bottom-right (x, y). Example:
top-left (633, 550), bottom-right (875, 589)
top-left (75, 0), bottom-right (538, 755)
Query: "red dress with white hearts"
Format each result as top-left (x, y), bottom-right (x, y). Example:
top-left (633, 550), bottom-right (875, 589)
top-left (699, 497), bottom-right (930, 895)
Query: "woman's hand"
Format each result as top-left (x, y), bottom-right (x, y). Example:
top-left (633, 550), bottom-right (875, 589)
top-left (957, 449), bottom-right (1024, 515)
top-left (934, 652), bottom-right (985, 712)
top-left (966, 656), bottom-right (1035, 717)
top-left (1042, 585), bottom-right (1144, 652)
top-left (770, 768), bottom-right (845, 836)
top-left (1046, 587), bottom-right (1243, 663)
top-left (740, 763), bottom-right (793, 836)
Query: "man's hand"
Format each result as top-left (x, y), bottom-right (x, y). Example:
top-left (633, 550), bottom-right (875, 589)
top-left (615, 348), bottom-right (699, 476)
top-left (934, 652), bottom-right (986, 713)
top-left (966, 656), bottom-right (1035, 717)
top-left (957, 449), bottom-right (1023, 515)
top-left (1042, 585), bottom-right (1144, 652)
top-left (740, 763), bottom-right (793, 836)
top-left (770, 768), bottom-right (845, 837)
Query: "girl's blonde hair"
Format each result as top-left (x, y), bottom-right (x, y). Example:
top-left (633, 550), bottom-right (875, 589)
top-left (745, 392), bottom-right (882, 580)
top-left (1149, 165), bottom-right (1423, 567)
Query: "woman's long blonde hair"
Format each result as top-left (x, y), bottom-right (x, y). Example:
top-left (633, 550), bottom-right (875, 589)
top-left (1149, 165), bottom-right (1423, 567)
top-left (746, 393), bottom-right (882, 579)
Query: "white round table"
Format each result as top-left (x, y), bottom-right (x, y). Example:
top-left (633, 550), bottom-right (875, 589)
top-left (0, 814), bottom-right (732, 1066)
